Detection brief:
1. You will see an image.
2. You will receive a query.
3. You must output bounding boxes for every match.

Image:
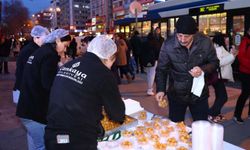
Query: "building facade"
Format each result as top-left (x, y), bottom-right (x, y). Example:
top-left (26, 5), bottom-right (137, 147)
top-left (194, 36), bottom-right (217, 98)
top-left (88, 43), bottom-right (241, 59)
top-left (113, 0), bottom-right (165, 37)
top-left (115, 0), bottom-right (250, 41)
top-left (56, 0), bottom-right (90, 32)
top-left (32, 10), bottom-right (52, 29)
top-left (89, 0), bottom-right (113, 33)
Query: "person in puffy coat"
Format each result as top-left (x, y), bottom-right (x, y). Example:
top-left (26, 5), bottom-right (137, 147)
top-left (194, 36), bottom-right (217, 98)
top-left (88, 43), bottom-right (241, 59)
top-left (234, 27), bottom-right (250, 124)
top-left (155, 16), bottom-right (219, 122)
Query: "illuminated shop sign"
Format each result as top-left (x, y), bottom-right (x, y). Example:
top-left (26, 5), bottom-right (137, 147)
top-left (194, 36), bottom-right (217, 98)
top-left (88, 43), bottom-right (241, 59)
top-left (189, 4), bottom-right (224, 14)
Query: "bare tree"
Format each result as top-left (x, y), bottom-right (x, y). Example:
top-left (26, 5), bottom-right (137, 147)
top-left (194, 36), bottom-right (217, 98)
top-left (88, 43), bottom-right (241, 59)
top-left (1, 0), bottom-right (29, 36)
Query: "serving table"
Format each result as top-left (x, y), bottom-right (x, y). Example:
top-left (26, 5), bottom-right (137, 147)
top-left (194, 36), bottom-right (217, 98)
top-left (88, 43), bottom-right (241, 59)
top-left (97, 100), bottom-right (244, 150)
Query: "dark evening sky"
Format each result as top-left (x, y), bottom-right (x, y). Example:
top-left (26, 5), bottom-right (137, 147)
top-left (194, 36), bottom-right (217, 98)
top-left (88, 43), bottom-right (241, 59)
top-left (22, 0), bottom-right (51, 15)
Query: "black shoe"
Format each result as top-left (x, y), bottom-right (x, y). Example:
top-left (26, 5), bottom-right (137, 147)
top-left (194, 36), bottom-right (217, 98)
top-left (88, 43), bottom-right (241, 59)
top-left (132, 75), bottom-right (135, 80)
top-left (233, 117), bottom-right (244, 124)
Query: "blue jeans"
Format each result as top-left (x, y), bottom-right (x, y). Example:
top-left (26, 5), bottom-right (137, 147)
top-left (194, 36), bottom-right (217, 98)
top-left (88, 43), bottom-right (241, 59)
top-left (21, 118), bottom-right (46, 150)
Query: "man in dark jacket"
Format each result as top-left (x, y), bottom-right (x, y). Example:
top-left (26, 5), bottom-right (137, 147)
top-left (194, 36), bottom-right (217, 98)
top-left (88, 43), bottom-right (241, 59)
top-left (16, 29), bottom-right (71, 150)
top-left (130, 30), bottom-right (145, 73)
top-left (45, 35), bottom-right (125, 150)
top-left (155, 16), bottom-right (219, 122)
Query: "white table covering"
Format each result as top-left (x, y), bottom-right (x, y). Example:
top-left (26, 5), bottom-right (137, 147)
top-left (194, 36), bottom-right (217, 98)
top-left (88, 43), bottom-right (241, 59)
top-left (98, 100), bottom-right (245, 150)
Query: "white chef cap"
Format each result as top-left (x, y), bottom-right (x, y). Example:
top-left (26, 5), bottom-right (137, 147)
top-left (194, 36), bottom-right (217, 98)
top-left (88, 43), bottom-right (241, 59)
top-left (44, 29), bottom-right (70, 43)
top-left (30, 25), bottom-right (49, 38)
top-left (87, 35), bottom-right (117, 59)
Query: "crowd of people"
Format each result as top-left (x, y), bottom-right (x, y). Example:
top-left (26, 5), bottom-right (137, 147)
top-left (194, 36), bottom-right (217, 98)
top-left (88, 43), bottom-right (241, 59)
top-left (0, 15), bottom-right (249, 149)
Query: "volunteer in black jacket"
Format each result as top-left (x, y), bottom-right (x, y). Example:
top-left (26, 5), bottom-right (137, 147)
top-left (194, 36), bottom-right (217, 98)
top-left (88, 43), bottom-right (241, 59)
top-left (13, 25), bottom-right (49, 100)
top-left (45, 35), bottom-right (125, 150)
top-left (155, 16), bottom-right (219, 122)
top-left (16, 29), bottom-right (71, 150)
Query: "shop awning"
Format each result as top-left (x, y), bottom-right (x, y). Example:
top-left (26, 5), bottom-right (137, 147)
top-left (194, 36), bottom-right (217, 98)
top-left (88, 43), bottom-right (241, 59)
top-left (114, 17), bottom-right (148, 25)
top-left (114, 0), bottom-right (230, 25)
top-left (224, 0), bottom-right (250, 10)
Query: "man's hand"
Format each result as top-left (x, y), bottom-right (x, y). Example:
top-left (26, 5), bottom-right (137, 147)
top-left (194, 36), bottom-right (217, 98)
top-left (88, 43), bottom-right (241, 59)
top-left (155, 92), bottom-right (165, 102)
top-left (189, 66), bottom-right (203, 77)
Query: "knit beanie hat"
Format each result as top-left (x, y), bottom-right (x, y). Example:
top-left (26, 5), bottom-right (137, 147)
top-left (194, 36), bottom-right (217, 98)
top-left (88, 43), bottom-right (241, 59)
top-left (175, 16), bottom-right (197, 34)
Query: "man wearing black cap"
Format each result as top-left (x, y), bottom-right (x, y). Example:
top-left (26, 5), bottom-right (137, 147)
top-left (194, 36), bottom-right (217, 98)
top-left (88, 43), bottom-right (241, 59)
top-left (155, 15), bottom-right (219, 122)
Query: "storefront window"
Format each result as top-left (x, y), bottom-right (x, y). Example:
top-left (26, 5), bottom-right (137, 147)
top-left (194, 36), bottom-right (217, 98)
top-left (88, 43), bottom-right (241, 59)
top-left (125, 26), bottom-right (130, 38)
top-left (115, 26), bottom-right (120, 33)
top-left (120, 26), bottom-right (125, 33)
top-left (192, 16), bottom-right (197, 22)
top-left (233, 15), bottom-right (245, 36)
top-left (131, 22), bottom-right (142, 35)
top-left (161, 22), bottom-right (167, 39)
top-left (169, 18), bottom-right (175, 36)
top-left (131, 23), bottom-right (135, 32)
top-left (199, 12), bottom-right (227, 36)
top-left (142, 21), bottom-right (151, 37)
top-left (153, 23), bottom-right (159, 29)
top-left (125, 26), bottom-right (130, 33)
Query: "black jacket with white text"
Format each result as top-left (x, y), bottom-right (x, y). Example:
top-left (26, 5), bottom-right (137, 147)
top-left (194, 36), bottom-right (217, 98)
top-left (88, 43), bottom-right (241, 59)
top-left (16, 43), bottom-right (60, 124)
top-left (46, 52), bottom-right (125, 140)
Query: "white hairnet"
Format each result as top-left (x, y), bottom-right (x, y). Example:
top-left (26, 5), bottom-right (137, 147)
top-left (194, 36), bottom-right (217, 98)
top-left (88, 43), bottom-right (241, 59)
top-left (30, 25), bottom-right (49, 37)
top-left (87, 35), bottom-right (117, 59)
top-left (44, 29), bottom-right (69, 43)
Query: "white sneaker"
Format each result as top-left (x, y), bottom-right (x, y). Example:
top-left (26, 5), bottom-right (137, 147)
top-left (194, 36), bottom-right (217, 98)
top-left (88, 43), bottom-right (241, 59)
top-left (147, 91), bottom-right (155, 96)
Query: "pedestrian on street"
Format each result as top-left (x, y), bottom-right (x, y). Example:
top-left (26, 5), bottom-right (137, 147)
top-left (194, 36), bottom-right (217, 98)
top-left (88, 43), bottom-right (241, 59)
top-left (233, 27), bottom-right (250, 124)
top-left (66, 36), bottom-right (77, 59)
top-left (80, 35), bottom-right (95, 56)
top-left (155, 16), bottom-right (219, 122)
top-left (142, 27), bottom-right (164, 96)
top-left (44, 35), bottom-right (125, 150)
top-left (208, 32), bottom-right (236, 123)
top-left (16, 29), bottom-right (71, 150)
top-left (114, 33), bottom-right (132, 83)
top-left (0, 35), bottom-right (12, 74)
top-left (130, 30), bottom-right (145, 73)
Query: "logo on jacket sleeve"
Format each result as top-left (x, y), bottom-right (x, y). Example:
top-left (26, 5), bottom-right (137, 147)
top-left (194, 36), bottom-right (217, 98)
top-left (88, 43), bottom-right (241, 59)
top-left (27, 56), bottom-right (34, 64)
